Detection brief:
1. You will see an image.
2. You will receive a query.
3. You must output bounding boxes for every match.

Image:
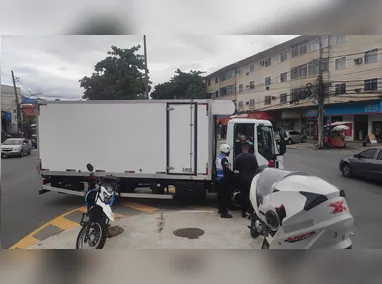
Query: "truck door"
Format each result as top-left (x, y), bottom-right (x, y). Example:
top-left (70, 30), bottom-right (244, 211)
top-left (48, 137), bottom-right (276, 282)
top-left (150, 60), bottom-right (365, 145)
top-left (166, 102), bottom-right (197, 175)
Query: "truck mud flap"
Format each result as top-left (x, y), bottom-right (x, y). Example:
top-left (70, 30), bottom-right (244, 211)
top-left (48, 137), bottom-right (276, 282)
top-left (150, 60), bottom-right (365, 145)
top-left (40, 185), bottom-right (86, 196)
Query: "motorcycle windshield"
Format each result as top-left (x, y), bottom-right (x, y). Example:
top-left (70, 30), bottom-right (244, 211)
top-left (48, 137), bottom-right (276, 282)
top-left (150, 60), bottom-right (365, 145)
top-left (255, 168), bottom-right (305, 207)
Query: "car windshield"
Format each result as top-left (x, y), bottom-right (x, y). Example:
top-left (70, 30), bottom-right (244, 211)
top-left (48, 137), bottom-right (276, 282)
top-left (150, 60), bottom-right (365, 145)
top-left (2, 139), bottom-right (22, 145)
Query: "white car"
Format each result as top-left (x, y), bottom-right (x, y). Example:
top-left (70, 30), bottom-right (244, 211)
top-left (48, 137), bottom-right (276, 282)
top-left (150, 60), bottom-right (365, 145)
top-left (1, 138), bottom-right (32, 158)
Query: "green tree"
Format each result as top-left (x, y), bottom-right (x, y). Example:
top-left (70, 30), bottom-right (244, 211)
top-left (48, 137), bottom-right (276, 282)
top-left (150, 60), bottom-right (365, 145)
top-left (79, 45), bottom-right (150, 100)
top-left (151, 69), bottom-right (210, 100)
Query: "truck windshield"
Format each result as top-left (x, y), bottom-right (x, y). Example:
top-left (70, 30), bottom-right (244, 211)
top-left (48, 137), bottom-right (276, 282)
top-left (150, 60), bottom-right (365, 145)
top-left (257, 125), bottom-right (276, 160)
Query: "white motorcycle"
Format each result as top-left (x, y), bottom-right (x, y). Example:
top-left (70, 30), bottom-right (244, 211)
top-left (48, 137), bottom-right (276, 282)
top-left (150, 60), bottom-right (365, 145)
top-left (248, 166), bottom-right (354, 249)
top-left (76, 163), bottom-right (120, 249)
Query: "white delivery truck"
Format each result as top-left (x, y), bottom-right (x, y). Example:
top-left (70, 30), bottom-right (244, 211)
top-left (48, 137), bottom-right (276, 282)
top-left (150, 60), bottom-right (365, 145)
top-left (37, 99), bottom-right (287, 208)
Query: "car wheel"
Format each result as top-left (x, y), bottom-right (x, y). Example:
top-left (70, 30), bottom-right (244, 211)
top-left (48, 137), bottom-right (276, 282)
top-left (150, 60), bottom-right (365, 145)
top-left (301, 137), bottom-right (307, 143)
top-left (341, 163), bottom-right (352, 178)
top-left (28, 149), bottom-right (31, 155)
top-left (287, 139), bottom-right (292, 145)
top-left (19, 150), bottom-right (23, 157)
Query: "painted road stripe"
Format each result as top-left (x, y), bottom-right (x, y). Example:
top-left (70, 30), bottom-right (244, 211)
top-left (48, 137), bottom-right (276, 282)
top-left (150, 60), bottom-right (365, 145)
top-left (10, 206), bottom-right (87, 249)
top-left (121, 201), bottom-right (158, 213)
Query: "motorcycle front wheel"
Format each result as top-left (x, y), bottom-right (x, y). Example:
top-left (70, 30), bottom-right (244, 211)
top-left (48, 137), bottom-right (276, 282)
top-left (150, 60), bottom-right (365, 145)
top-left (76, 221), bottom-right (108, 249)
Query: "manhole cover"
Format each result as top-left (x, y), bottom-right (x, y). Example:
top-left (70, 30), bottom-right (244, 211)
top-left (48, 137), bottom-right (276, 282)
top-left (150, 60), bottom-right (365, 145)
top-left (173, 228), bottom-right (204, 239)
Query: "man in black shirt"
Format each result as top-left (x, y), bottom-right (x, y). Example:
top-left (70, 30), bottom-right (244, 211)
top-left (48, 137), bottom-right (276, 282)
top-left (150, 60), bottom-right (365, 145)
top-left (234, 142), bottom-right (259, 218)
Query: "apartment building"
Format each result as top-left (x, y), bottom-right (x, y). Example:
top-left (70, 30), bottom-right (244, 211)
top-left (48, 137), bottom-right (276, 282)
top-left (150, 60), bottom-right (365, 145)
top-left (205, 35), bottom-right (382, 142)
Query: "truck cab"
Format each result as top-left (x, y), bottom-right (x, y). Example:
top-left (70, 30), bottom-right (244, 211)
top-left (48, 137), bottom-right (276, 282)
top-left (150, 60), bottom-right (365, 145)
top-left (225, 118), bottom-right (286, 169)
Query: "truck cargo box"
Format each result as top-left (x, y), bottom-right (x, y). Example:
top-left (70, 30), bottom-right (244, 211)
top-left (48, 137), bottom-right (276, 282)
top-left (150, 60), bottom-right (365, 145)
top-left (37, 99), bottom-right (234, 181)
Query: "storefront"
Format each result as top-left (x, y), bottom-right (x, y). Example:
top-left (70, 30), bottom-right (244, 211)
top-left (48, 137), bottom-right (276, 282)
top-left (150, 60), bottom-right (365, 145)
top-left (281, 110), bottom-right (302, 132)
top-left (302, 100), bottom-right (382, 142)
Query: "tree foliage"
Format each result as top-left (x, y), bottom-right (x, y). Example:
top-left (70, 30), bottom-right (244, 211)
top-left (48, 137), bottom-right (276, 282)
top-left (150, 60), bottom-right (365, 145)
top-left (150, 69), bottom-right (210, 100)
top-left (79, 45), bottom-right (150, 100)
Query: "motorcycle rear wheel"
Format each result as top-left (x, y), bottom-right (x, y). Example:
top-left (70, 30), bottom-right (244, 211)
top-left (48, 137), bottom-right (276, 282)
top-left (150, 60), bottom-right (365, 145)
top-left (76, 221), bottom-right (108, 249)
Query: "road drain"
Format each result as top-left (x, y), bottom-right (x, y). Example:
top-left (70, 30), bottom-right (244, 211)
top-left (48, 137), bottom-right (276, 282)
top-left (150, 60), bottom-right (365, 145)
top-left (173, 228), bottom-right (204, 239)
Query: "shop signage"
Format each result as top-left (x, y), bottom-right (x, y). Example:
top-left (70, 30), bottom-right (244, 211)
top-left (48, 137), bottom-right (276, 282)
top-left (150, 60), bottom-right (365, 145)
top-left (4, 112), bottom-right (12, 121)
top-left (303, 101), bottom-right (382, 117)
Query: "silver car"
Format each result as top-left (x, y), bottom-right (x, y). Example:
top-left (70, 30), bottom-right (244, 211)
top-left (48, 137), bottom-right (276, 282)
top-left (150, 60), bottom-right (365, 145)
top-left (285, 130), bottom-right (307, 144)
top-left (1, 138), bottom-right (32, 158)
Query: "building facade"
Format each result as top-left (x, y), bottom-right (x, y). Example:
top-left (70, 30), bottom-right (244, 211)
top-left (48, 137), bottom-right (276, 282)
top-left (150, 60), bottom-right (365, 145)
top-left (1, 84), bottom-right (22, 134)
top-left (205, 35), bottom-right (382, 142)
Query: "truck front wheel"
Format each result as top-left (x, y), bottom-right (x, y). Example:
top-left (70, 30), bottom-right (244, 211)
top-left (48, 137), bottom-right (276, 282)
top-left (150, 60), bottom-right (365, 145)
top-left (229, 188), bottom-right (242, 210)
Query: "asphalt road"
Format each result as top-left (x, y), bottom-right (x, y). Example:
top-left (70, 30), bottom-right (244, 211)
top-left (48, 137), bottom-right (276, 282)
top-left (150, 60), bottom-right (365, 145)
top-left (284, 147), bottom-right (382, 249)
top-left (1, 151), bottom-right (84, 248)
top-left (1, 147), bottom-right (382, 248)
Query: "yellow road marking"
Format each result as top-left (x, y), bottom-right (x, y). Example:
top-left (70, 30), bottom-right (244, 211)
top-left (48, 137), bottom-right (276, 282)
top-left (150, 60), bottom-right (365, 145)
top-left (10, 206), bottom-right (85, 249)
top-left (10, 235), bottom-right (40, 249)
top-left (121, 201), bottom-right (158, 213)
top-left (50, 216), bottom-right (80, 230)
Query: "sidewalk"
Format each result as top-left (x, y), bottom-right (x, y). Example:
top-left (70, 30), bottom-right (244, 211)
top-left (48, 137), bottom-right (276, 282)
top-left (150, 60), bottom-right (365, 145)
top-left (28, 211), bottom-right (262, 249)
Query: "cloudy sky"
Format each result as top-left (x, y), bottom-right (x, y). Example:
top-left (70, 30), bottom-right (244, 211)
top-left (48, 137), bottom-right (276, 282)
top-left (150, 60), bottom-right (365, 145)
top-left (1, 35), bottom-right (296, 100)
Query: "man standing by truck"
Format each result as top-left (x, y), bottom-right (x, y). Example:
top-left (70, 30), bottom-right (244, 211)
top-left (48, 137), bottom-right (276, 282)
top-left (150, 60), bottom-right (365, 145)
top-left (234, 141), bottom-right (259, 218)
top-left (216, 144), bottom-right (234, 218)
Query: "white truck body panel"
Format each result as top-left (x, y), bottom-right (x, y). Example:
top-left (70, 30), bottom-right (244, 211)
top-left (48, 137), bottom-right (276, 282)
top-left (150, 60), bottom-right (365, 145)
top-left (38, 100), bottom-right (234, 181)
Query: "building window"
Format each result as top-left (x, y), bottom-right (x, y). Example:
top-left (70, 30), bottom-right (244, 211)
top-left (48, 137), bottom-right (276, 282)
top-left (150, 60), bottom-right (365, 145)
top-left (249, 99), bottom-right (255, 108)
top-left (220, 84), bottom-right (235, 96)
top-left (207, 79), bottom-right (211, 86)
top-left (238, 101), bottom-right (244, 109)
top-left (265, 77), bottom-right (271, 86)
top-left (249, 81), bottom-right (255, 89)
top-left (220, 70), bottom-right (235, 81)
top-left (215, 77), bottom-right (218, 84)
top-left (265, 57), bottom-right (271, 67)
top-left (364, 48), bottom-right (379, 63)
top-left (333, 35), bottom-right (347, 45)
top-left (265, 96), bottom-right (271, 105)
top-left (215, 90), bottom-right (219, 98)
top-left (335, 83), bottom-right (346, 95)
top-left (280, 52), bottom-right (287, 62)
top-left (280, 93), bottom-right (288, 103)
top-left (291, 88), bottom-right (308, 100)
top-left (321, 58), bottom-right (329, 72)
top-left (291, 64), bottom-right (307, 80)
top-left (249, 63), bottom-right (254, 72)
top-left (280, 72), bottom-right (287, 82)
top-left (364, 78), bottom-right (378, 91)
top-left (335, 56), bottom-right (347, 70)
top-left (309, 40), bottom-right (320, 52)
top-left (291, 45), bottom-right (299, 57)
top-left (299, 44), bottom-right (308, 55)
top-left (308, 60), bottom-right (319, 76)
top-left (236, 68), bottom-right (242, 76)
top-left (238, 84), bottom-right (243, 92)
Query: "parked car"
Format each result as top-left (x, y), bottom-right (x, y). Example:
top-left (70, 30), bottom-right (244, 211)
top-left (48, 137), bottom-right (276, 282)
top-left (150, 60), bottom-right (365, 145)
top-left (339, 147), bottom-right (382, 182)
top-left (1, 138), bottom-right (32, 158)
top-left (285, 130), bottom-right (307, 144)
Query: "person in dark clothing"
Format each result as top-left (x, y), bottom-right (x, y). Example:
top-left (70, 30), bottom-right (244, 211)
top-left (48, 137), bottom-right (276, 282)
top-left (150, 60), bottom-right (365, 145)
top-left (234, 142), bottom-right (259, 218)
top-left (216, 143), bottom-right (234, 218)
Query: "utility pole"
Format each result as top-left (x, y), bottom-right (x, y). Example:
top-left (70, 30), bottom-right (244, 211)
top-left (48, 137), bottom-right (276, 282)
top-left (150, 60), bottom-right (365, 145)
top-left (317, 37), bottom-right (325, 148)
top-left (143, 35), bottom-right (149, 99)
top-left (11, 70), bottom-right (21, 137)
